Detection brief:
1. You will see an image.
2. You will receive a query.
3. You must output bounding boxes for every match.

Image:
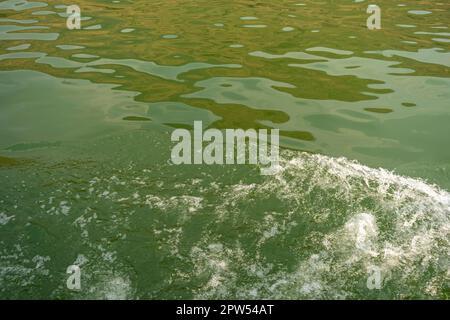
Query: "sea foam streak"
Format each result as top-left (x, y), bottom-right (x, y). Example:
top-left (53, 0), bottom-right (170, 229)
top-left (194, 151), bottom-right (450, 299)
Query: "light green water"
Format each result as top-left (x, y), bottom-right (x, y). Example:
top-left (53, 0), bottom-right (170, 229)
top-left (0, 0), bottom-right (449, 299)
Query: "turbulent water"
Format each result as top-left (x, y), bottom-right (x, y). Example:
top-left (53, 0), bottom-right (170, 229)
top-left (0, 0), bottom-right (449, 299)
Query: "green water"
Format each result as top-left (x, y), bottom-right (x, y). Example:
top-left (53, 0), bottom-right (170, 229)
top-left (0, 0), bottom-right (449, 299)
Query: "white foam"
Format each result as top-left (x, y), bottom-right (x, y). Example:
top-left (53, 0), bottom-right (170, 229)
top-left (194, 151), bottom-right (450, 298)
top-left (0, 212), bottom-right (14, 225)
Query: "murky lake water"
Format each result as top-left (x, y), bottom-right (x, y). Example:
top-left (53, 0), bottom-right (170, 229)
top-left (0, 0), bottom-right (449, 299)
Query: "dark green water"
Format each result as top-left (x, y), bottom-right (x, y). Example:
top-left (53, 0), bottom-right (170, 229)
top-left (0, 0), bottom-right (449, 299)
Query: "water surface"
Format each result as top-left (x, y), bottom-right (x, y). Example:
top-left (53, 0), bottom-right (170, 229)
top-left (0, 0), bottom-right (449, 299)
